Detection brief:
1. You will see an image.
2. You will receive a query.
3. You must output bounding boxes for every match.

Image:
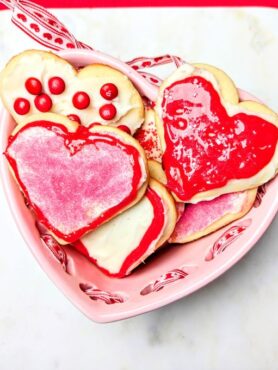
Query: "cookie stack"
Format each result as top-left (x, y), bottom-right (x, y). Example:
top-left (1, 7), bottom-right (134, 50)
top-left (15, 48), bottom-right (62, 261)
top-left (1, 50), bottom-right (277, 277)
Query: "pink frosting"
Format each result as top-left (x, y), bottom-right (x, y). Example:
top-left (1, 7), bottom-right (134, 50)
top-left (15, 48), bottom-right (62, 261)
top-left (7, 125), bottom-right (142, 238)
top-left (171, 192), bottom-right (247, 241)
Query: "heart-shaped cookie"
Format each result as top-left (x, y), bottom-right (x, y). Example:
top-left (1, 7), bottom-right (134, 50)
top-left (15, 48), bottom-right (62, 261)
top-left (134, 108), bottom-right (162, 162)
top-left (74, 179), bottom-right (177, 277)
top-left (169, 188), bottom-right (257, 243)
top-left (0, 50), bottom-right (144, 134)
top-left (155, 63), bottom-right (278, 202)
top-left (5, 113), bottom-right (148, 243)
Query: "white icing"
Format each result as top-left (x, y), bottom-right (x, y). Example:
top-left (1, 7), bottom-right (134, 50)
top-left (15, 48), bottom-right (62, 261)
top-left (80, 194), bottom-right (158, 275)
top-left (1, 52), bottom-right (143, 134)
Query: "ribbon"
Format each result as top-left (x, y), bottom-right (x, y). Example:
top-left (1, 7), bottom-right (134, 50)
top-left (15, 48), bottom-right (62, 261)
top-left (0, 0), bottom-right (185, 86)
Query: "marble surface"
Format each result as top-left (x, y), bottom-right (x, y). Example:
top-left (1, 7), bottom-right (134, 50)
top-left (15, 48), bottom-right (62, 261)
top-left (0, 6), bottom-right (278, 370)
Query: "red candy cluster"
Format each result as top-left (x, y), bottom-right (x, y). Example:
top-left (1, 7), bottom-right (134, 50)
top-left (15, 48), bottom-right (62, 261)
top-left (13, 78), bottom-right (121, 125)
top-left (14, 76), bottom-right (66, 115)
top-left (99, 83), bottom-right (118, 121)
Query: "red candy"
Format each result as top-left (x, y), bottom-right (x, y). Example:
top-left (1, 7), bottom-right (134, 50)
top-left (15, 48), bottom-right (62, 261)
top-left (14, 98), bottom-right (30, 115)
top-left (25, 77), bottom-right (42, 95)
top-left (100, 83), bottom-right (118, 100)
top-left (67, 114), bottom-right (81, 124)
top-left (72, 92), bottom-right (90, 110)
top-left (48, 77), bottom-right (65, 95)
top-left (88, 122), bottom-right (102, 129)
top-left (99, 104), bottom-right (117, 120)
top-left (34, 94), bottom-right (52, 112)
top-left (118, 125), bottom-right (131, 134)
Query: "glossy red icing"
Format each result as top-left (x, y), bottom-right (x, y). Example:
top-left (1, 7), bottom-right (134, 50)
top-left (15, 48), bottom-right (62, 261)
top-left (5, 121), bottom-right (146, 243)
top-left (25, 77), bottom-right (42, 95)
top-left (100, 83), bottom-right (118, 100)
top-left (161, 76), bottom-right (278, 201)
top-left (34, 93), bottom-right (52, 112)
top-left (48, 76), bottom-right (66, 95)
top-left (72, 91), bottom-right (90, 109)
top-left (74, 187), bottom-right (165, 278)
top-left (14, 97), bottom-right (30, 115)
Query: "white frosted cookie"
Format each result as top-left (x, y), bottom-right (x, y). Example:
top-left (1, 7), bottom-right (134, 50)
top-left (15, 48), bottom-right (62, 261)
top-left (0, 50), bottom-right (144, 134)
top-left (155, 62), bottom-right (278, 203)
top-left (134, 108), bottom-right (162, 162)
top-left (74, 179), bottom-right (177, 277)
top-left (5, 113), bottom-right (148, 244)
top-left (169, 188), bottom-right (257, 244)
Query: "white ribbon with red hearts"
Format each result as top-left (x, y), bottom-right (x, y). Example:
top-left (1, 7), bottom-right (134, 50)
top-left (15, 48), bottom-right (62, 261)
top-left (0, 0), bottom-right (185, 89)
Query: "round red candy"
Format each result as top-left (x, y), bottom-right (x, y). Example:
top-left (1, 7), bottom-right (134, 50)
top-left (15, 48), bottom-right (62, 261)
top-left (14, 98), bottom-right (30, 115)
top-left (99, 104), bottom-right (117, 120)
top-left (25, 77), bottom-right (42, 95)
top-left (118, 125), bottom-right (131, 134)
top-left (100, 83), bottom-right (118, 100)
top-left (67, 114), bottom-right (81, 124)
top-left (34, 94), bottom-right (52, 112)
top-left (48, 77), bottom-right (65, 95)
top-left (72, 92), bottom-right (90, 110)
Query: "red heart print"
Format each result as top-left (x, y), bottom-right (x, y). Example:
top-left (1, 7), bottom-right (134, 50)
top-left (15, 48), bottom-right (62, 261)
top-left (159, 74), bottom-right (278, 201)
top-left (30, 23), bottom-right (40, 32)
top-left (54, 37), bottom-right (63, 45)
top-left (5, 121), bottom-right (147, 243)
top-left (43, 32), bottom-right (52, 40)
top-left (17, 13), bottom-right (27, 22)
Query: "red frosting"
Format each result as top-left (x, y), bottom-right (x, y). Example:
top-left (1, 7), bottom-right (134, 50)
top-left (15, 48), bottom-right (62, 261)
top-left (74, 187), bottom-right (165, 278)
top-left (99, 103), bottom-right (117, 120)
top-left (5, 121), bottom-right (146, 243)
top-left (134, 118), bottom-right (162, 162)
top-left (34, 93), bottom-right (52, 112)
top-left (25, 77), bottom-right (42, 95)
top-left (72, 91), bottom-right (90, 110)
top-left (161, 76), bottom-right (278, 201)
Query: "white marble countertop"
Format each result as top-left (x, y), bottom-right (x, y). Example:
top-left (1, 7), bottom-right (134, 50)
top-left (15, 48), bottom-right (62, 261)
top-left (0, 7), bottom-right (278, 370)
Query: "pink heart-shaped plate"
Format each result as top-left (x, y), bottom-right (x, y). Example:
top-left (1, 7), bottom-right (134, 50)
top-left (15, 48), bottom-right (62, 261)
top-left (1, 49), bottom-right (277, 322)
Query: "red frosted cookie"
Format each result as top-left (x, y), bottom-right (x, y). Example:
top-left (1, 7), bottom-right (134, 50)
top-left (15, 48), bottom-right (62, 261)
top-left (5, 114), bottom-right (148, 243)
top-left (169, 188), bottom-right (257, 243)
top-left (0, 50), bottom-right (144, 134)
top-left (155, 63), bottom-right (278, 202)
top-left (74, 179), bottom-right (177, 277)
top-left (134, 108), bottom-right (162, 162)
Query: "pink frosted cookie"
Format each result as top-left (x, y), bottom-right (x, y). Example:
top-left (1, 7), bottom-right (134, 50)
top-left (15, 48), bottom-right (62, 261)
top-left (134, 108), bottom-right (162, 162)
top-left (155, 63), bottom-right (278, 203)
top-left (169, 188), bottom-right (257, 243)
top-left (74, 179), bottom-right (177, 278)
top-left (0, 50), bottom-right (144, 134)
top-left (5, 114), bottom-right (148, 244)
